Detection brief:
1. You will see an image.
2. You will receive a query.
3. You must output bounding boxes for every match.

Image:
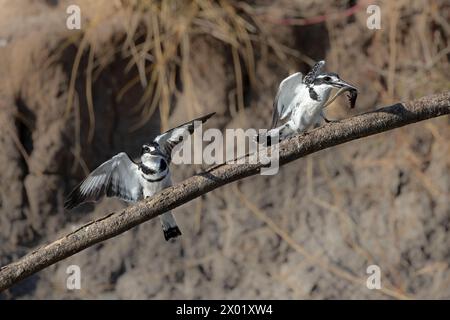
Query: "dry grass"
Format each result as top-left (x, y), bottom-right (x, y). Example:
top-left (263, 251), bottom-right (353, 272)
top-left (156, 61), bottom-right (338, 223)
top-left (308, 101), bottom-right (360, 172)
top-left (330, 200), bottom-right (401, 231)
top-left (62, 0), bottom-right (292, 130)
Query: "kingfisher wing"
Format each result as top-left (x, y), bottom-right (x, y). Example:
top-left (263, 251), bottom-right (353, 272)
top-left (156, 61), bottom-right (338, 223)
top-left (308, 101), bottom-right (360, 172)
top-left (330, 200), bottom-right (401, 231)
top-left (271, 72), bottom-right (303, 128)
top-left (154, 112), bottom-right (215, 161)
top-left (64, 152), bottom-right (143, 209)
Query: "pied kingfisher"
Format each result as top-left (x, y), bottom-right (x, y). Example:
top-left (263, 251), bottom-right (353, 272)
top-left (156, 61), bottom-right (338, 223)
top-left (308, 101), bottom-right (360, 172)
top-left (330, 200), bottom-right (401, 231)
top-left (261, 60), bottom-right (357, 143)
top-left (64, 112), bottom-right (215, 241)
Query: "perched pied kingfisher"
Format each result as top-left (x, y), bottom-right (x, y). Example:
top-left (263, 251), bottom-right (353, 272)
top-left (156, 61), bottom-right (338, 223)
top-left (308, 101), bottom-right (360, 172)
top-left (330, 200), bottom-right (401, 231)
top-left (260, 60), bottom-right (357, 143)
top-left (64, 112), bottom-right (215, 241)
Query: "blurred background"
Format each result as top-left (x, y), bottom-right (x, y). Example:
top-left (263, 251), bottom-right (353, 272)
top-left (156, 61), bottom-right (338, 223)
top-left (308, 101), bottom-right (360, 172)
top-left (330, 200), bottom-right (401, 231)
top-left (0, 0), bottom-right (449, 299)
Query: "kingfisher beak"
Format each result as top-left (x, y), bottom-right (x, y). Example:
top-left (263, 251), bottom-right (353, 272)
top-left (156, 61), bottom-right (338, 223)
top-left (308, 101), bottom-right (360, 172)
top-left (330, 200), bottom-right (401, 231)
top-left (330, 78), bottom-right (357, 91)
top-left (149, 149), bottom-right (164, 157)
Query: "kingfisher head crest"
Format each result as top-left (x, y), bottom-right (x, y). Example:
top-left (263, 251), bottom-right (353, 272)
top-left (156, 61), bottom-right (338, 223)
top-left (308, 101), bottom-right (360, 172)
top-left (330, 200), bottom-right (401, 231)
top-left (303, 60), bottom-right (326, 86)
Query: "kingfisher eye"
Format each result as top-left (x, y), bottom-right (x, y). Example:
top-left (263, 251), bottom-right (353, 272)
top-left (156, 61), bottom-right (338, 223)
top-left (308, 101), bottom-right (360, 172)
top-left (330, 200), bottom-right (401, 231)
top-left (324, 76), bottom-right (331, 82)
top-left (142, 145), bottom-right (150, 153)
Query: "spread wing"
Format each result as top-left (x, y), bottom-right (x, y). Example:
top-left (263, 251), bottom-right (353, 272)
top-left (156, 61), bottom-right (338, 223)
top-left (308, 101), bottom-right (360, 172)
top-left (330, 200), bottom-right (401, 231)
top-left (64, 152), bottom-right (143, 209)
top-left (271, 72), bottom-right (303, 128)
top-left (154, 112), bottom-right (215, 161)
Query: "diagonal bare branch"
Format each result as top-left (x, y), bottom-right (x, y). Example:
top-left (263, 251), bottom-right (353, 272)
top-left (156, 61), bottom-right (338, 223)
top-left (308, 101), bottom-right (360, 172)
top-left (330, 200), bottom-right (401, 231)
top-left (0, 92), bottom-right (449, 292)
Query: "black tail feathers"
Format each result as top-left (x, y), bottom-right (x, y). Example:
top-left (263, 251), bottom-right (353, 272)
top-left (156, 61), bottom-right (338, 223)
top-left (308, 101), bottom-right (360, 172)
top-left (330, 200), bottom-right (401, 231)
top-left (164, 226), bottom-right (182, 241)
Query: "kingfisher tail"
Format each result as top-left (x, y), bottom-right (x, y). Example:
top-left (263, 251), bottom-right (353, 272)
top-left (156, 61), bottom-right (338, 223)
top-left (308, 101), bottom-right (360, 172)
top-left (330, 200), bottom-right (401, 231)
top-left (160, 211), bottom-right (182, 241)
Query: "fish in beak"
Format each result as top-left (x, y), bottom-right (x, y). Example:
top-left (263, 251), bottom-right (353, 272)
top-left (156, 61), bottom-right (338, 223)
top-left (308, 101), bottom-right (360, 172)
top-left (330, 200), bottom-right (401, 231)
top-left (325, 78), bottom-right (358, 109)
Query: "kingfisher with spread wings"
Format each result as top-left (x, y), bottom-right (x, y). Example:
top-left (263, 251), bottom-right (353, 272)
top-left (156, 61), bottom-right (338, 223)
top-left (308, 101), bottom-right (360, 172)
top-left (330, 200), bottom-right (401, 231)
top-left (64, 112), bottom-right (215, 241)
top-left (260, 60), bottom-right (357, 143)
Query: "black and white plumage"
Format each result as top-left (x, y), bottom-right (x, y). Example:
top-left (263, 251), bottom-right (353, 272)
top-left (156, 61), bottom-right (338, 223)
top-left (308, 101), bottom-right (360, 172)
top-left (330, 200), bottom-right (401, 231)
top-left (262, 60), bottom-right (357, 143)
top-left (64, 112), bottom-right (215, 241)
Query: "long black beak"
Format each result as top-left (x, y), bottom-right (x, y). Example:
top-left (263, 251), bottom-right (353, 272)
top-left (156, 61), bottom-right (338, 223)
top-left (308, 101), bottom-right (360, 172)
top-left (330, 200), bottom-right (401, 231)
top-left (149, 149), bottom-right (165, 158)
top-left (331, 78), bottom-right (357, 91)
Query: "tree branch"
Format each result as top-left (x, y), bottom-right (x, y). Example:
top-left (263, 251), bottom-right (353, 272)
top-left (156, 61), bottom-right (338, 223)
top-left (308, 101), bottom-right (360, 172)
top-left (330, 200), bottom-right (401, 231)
top-left (1, 92), bottom-right (449, 292)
